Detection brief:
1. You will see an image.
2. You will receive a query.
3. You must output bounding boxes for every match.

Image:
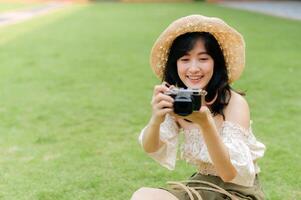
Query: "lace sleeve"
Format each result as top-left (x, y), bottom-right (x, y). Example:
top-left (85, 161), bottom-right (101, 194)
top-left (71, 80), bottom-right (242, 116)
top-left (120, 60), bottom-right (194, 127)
top-left (220, 121), bottom-right (264, 187)
top-left (247, 123), bottom-right (266, 162)
top-left (138, 114), bottom-right (180, 170)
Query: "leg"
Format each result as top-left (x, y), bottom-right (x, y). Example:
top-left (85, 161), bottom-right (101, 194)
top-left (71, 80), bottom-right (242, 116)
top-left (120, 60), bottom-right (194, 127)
top-left (131, 187), bottom-right (179, 200)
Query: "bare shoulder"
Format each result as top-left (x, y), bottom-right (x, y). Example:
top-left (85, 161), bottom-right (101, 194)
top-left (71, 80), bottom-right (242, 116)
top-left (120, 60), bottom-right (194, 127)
top-left (224, 90), bottom-right (250, 130)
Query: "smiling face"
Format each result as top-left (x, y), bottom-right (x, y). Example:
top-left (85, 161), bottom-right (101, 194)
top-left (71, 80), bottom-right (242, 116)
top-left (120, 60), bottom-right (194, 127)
top-left (163, 32), bottom-right (229, 111)
top-left (176, 39), bottom-right (214, 89)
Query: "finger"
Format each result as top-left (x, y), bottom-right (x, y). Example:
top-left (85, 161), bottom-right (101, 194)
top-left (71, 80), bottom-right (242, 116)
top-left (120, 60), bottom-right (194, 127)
top-left (199, 106), bottom-right (210, 113)
top-left (154, 85), bottom-right (169, 95)
top-left (169, 85), bottom-right (176, 90)
top-left (158, 108), bottom-right (173, 116)
top-left (161, 81), bottom-right (170, 88)
top-left (184, 117), bottom-right (193, 122)
top-left (153, 93), bottom-right (174, 104)
top-left (172, 113), bottom-right (186, 121)
top-left (156, 100), bottom-right (173, 109)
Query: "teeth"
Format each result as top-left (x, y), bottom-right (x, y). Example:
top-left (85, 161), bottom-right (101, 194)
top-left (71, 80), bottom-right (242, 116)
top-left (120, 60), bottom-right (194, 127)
top-left (187, 76), bottom-right (203, 80)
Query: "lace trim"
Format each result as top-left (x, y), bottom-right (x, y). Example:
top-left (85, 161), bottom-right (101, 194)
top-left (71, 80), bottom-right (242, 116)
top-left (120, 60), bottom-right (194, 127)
top-left (180, 129), bottom-right (215, 173)
top-left (181, 129), bottom-right (204, 164)
top-left (180, 120), bottom-right (255, 176)
top-left (159, 114), bottom-right (179, 141)
top-left (181, 120), bottom-right (251, 157)
top-left (221, 121), bottom-right (251, 138)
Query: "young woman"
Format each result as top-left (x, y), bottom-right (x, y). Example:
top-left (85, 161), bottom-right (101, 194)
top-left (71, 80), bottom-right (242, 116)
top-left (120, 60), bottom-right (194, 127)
top-left (131, 15), bottom-right (266, 200)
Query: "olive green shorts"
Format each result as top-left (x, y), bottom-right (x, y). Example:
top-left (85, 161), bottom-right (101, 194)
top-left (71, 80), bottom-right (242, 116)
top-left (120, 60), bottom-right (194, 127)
top-left (161, 173), bottom-right (265, 200)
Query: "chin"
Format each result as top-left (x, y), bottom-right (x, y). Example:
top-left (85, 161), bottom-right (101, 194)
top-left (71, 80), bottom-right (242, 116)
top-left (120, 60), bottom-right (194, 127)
top-left (184, 82), bottom-right (206, 89)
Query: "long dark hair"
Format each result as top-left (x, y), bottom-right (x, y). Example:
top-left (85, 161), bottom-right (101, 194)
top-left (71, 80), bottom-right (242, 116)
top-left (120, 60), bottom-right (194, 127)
top-left (162, 32), bottom-right (244, 119)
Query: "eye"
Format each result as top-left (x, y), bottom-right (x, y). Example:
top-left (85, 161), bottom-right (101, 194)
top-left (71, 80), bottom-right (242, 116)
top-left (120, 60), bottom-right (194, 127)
top-left (199, 57), bottom-right (209, 61)
top-left (180, 58), bottom-right (190, 62)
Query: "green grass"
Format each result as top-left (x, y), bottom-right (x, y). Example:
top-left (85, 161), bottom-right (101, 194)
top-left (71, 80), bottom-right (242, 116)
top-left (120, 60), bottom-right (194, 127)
top-left (0, 2), bottom-right (300, 200)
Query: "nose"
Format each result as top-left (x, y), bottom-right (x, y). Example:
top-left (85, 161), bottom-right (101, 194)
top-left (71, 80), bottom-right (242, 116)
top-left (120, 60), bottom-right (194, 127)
top-left (189, 59), bottom-right (200, 73)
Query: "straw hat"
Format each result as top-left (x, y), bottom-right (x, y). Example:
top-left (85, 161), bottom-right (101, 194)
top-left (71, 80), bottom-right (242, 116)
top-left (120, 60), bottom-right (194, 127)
top-left (150, 15), bottom-right (245, 83)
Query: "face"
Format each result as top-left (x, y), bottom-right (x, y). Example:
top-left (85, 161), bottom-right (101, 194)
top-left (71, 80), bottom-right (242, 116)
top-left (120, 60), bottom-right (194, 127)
top-left (177, 39), bottom-right (214, 89)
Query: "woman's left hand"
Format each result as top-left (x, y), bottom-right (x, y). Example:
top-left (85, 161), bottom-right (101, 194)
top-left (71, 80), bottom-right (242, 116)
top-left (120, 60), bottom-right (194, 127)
top-left (172, 106), bottom-right (213, 128)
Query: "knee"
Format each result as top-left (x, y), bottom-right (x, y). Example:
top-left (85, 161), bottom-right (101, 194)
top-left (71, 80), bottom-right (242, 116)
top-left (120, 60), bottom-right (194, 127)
top-left (131, 187), bottom-right (179, 200)
top-left (130, 187), bottom-right (152, 200)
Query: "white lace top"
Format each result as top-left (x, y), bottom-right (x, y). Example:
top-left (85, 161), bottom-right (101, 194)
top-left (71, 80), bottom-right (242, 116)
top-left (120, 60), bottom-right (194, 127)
top-left (138, 114), bottom-right (266, 187)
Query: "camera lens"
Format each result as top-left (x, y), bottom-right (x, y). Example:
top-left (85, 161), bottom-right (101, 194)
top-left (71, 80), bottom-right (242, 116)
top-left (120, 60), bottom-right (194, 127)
top-left (174, 97), bottom-right (193, 116)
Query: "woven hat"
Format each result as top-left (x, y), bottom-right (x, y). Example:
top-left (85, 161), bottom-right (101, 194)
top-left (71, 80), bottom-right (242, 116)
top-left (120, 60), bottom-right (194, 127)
top-left (150, 14), bottom-right (245, 83)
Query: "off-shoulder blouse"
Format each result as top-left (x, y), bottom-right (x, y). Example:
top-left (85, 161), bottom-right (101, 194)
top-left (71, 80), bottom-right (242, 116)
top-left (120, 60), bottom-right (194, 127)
top-left (138, 114), bottom-right (266, 187)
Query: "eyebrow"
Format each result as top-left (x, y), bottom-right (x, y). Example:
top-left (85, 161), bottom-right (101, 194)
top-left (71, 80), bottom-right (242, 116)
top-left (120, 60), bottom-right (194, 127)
top-left (184, 52), bottom-right (208, 56)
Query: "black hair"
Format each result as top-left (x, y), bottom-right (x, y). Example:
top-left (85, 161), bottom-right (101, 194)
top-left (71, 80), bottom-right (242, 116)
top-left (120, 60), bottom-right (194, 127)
top-left (162, 32), bottom-right (244, 119)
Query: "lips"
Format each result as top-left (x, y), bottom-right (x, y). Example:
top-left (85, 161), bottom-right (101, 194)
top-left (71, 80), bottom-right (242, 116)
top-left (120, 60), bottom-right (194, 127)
top-left (187, 75), bottom-right (204, 82)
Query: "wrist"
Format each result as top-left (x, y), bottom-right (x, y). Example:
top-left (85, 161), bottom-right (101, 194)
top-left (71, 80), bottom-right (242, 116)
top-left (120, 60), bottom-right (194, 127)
top-left (198, 118), bottom-right (210, 129)
top-left (149, 116), bottom-right (162, 127)
top-left (198, 113), bottom-right (214, 130)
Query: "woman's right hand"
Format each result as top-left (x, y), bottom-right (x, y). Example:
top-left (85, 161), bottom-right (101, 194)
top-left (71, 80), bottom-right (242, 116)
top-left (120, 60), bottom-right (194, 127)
top-left (150, 82), bottom-right (175, 125)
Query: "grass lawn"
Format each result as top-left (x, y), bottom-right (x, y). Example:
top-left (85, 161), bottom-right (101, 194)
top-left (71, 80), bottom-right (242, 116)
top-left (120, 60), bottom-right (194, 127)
top-left (0, 2), bottom-right (300, 200)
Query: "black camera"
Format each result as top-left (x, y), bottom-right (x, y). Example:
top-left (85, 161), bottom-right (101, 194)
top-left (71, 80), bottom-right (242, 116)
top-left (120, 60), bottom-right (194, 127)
top-left (165, 88), bottom-right (207, 116)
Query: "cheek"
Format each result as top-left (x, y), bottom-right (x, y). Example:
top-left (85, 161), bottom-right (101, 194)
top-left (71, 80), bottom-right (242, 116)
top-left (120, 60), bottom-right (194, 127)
top-left (203, 62), bottom-right (214, 75)
top-left (177, 63), bottom-right (186, 77)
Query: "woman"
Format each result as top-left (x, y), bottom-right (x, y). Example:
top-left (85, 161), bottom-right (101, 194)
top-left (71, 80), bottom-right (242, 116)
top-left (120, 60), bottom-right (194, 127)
top-left (131, 15), bottom-right (266, 200)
